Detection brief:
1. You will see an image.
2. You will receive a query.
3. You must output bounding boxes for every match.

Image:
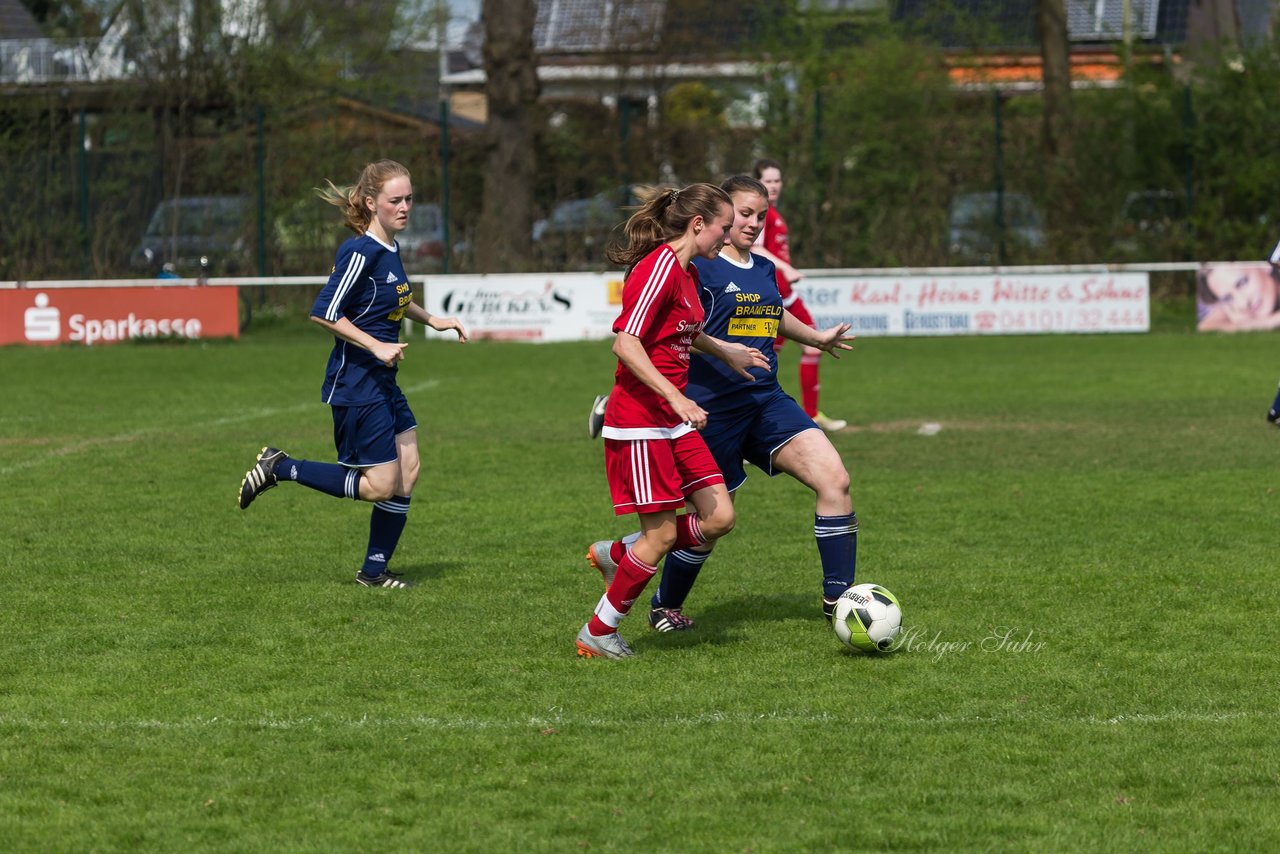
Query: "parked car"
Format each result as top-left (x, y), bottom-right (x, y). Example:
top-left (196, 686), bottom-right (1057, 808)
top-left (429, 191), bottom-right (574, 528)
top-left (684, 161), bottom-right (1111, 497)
top-left (1112, 190), bottom-right (1190, 260)
top-left (272, 199), bottom-right (462, 274)
top-left (533, 186), bottom-right (639, 270)
top-left (397, 203), bottom-right (464, 273)
top-left (948, 191), bottom-right (1045, 264)
top-left (130, 196), bottom-right (251, 275)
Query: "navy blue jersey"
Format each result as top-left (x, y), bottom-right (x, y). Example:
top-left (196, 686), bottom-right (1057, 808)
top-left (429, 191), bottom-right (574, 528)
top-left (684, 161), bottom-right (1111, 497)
top-left (687, 252), bottom-right (784, 405)
top-left (310, 233), bottom-right (413, 406)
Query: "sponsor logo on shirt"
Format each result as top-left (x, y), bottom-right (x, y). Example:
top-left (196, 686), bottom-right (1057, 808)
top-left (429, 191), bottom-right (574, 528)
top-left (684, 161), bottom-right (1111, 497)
top-left (724, 282), bottom-right (741, 293)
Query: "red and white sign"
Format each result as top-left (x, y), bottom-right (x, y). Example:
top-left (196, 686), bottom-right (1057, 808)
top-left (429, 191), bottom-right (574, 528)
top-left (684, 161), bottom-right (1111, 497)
top-left (0, 286), bottom-right (239, 346)
top-left (419, 271), bottom-right (1149, 342)
top-left (793, 273), bottom-right (1149, 336)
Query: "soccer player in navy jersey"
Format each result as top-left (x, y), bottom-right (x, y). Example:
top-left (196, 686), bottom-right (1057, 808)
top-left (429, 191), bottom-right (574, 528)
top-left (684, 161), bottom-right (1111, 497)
top-left (575, 183), bottom-right (771, 659)
top-left (752, 158), bottom-right (847, 433)
top-left (237, 160), bottom-right (467, 589)
top-left (586, 175), bottom-right (858, 630)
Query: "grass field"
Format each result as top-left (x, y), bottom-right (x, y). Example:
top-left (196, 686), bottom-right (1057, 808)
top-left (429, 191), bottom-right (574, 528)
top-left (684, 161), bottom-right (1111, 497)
top-left (3, 302), bottom-right (1279, 851)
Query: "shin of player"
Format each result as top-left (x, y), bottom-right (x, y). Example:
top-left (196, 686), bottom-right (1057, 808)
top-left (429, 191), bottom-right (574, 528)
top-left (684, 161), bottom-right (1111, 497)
top-left (576, 183), bottom-right (768, 659)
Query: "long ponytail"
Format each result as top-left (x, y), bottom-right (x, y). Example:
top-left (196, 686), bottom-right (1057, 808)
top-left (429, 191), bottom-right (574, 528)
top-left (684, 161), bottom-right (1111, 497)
top-left (317, 160), bottom-right (411, 235)
top-left (606, 182), bottom-right (731, 270)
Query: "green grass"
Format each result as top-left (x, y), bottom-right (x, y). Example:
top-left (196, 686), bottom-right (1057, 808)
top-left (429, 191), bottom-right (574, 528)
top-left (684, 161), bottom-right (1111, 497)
top-left (3, 311), bottom-right (1279, 851)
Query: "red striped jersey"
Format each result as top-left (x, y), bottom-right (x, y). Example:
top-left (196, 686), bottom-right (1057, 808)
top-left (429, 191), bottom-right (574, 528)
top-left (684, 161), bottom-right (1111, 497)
top-left (603, 244), bottom-right (705, 436)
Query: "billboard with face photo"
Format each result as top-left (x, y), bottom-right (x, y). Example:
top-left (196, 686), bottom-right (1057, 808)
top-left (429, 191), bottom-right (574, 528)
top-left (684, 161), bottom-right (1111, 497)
top-left (1196, 262), bottom-right (1280, 332)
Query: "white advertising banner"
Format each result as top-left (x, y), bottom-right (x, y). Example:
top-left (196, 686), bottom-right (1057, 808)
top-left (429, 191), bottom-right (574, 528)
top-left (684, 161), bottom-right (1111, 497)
top-left (794, 272), bottom-right (1149, 336)
top-left (419, 270), bottom-right (1150, 342)
top-left (420, 273), bottom-right (622, 341)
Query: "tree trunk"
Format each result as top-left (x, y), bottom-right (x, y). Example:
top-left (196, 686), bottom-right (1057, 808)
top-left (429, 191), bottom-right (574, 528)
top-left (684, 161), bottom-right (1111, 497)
top-left (474, 0), bottom-right (539, 272)
top-left (1037, 0), bottom-right (1071, 161)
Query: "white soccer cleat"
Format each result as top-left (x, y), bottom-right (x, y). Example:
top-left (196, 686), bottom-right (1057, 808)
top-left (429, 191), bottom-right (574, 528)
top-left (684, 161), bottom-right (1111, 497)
top-left (588, 394), bottom-right (608, 439)
top-left (575, 623), bottom-right (635, 659)
top-left (586, 540), bottom-right (619, 586)
top-left (814, 411), bottom-right (848, 432)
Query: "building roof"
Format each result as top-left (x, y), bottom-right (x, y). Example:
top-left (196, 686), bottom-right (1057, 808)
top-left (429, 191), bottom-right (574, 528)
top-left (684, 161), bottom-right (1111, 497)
top-left (892, 0), bottom-right (1192, 48)
top-left (0, 0), bottom-right (43, 40)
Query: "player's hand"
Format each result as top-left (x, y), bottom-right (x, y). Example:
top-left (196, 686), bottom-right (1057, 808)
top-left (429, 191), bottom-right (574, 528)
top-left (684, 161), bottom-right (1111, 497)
top-left (371, 341), bottom-right (408, 366)
top-left (814, 323), bottom-right (855, 359)
top-left (429, 315), bottom-right (469, 342)
top-left (670, 395), bottom-right (708, 431)
top-left (722, 342), bottom-right (770, 380)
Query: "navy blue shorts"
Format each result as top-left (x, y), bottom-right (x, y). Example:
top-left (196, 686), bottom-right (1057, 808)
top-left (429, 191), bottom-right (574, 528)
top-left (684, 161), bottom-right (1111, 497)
top-left (331, 387), bottom-right (417, 468)
top-left (700, 386), bottom-right (819, 492)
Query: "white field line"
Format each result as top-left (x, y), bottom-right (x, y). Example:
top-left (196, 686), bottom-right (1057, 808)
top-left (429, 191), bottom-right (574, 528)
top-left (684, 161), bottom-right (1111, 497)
top-left (0, 379), bottom-right (440, 476)
top-left (0, 708), bottom-right (1263, 733)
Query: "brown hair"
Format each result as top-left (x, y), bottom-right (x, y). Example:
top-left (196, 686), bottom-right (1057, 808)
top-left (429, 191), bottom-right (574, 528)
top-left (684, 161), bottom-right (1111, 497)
top-left (606, 182), bottom-right (732, 270)
top-left (318, 160), bottom-right (412, 234)
top-left (721, 174), bottom-right (768, 201)
top-left (752, 158), bottom-right (782, 178)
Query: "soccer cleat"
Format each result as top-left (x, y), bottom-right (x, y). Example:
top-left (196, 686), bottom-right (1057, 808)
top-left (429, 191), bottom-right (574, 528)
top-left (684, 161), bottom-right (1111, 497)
top-left (588, 394), bottom-right (609, 439)
top-left (238, 446), bottom-right (289, 509)
top-left (1268, 409), bottom-right (1280, 427)
top-left (649, 606), bottom-right (696, 632)
top-left (814, 411), bottom-right (848, 432)
top-left (575, 623), bottom-right (635, 659)
top-left (823, 596), bottom-right (842, 624)
top-left (356, 570), bottom-right (414, 589)
top-left (586, 540), bottom-right (619, 587)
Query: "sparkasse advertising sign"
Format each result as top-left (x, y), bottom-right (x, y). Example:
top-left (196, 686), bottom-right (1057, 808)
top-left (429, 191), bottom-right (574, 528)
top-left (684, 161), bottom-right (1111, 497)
top-left (0, 286), bottom-right (239, 346)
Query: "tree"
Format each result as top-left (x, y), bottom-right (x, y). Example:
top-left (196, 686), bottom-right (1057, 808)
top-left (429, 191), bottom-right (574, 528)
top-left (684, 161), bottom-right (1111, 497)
top-left (1036, 0), bottom-right (1071, 161)
top-left (473, 0), bottom-right (538, 272)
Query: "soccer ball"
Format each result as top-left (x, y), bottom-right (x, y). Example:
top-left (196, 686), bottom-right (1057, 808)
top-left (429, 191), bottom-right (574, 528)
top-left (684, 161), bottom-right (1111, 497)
top-left (832, 583), bottom-right (903, 653)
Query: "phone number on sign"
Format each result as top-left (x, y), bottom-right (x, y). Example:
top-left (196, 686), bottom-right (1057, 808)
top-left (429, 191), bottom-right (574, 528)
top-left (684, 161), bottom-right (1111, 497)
top-left (975, 308), bottom-right (1147, 333)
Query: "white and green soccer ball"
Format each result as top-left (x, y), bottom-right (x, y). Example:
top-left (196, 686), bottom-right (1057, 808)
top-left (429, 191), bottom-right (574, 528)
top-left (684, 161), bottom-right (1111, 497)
top-left (832, 583), bottom-right (902, 653)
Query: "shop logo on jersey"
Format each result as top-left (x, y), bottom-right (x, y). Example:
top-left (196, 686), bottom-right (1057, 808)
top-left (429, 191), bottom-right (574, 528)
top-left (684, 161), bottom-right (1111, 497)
top-left (724, 282), bottom-right (741, 294)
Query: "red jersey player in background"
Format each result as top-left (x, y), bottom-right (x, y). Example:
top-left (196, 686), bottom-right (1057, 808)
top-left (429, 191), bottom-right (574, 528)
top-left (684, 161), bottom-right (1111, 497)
top-left (575, 184), bottom-right (770, 660)
top-left (752, 158), bottom-right (847, 433)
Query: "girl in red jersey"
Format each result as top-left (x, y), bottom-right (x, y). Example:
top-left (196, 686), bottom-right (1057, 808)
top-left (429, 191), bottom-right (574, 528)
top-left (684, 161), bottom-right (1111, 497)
top-left (752, 158), bottom-right (847, 433)
top-left (575, 184), bottom-right (769, 659)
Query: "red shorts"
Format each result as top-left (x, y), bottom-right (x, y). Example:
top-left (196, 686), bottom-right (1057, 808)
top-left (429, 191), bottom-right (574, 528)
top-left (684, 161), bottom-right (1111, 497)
top-left (604, 431), bottom-right (725, 515)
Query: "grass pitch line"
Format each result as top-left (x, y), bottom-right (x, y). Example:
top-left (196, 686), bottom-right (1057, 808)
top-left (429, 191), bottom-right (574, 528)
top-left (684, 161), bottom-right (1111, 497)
top-left (0, 708), bottom-right (1261, 733)
top-left (0, 380), bottom-right (441, 476)
top-left (0, 429), bottom-right (159, 476)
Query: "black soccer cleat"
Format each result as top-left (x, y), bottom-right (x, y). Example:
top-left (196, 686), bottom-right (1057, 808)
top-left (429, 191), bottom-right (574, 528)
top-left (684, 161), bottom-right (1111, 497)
top-left (588, 394), bottom-right (609, 440)
top-left (823, 596), bottom-right (840, 625)
top-left (356, 570), bottom-right (414, 589)
top-left (648, 605), bottom-right (696, 632)
top-left (238, 446), bottom-right (288, 510)
top-left (1268, 409), bottom-right (1280, 427)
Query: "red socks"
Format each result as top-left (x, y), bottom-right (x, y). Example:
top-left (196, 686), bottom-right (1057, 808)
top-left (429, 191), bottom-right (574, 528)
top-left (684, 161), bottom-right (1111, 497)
top-left (588, 549), bottom-right (658, 636)
top-left (608, 513), bottom-right (704, 565)
top-left (800, 353), bottom-right (821, 417)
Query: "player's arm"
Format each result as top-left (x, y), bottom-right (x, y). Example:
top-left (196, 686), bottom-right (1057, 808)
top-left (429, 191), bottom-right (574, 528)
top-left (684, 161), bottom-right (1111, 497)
top-left (780, 310), bottom-right (855, 358)
top-left (692, 334), bottom-right (770, 379)
top-left (310, 314), bottom-right (406, 366)
top-left (404, 302), bottom-right (468, 342)
top-left (613, 332), bottom-right (708, 429)
top-left (754, 246), bottom-right (802, 284)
